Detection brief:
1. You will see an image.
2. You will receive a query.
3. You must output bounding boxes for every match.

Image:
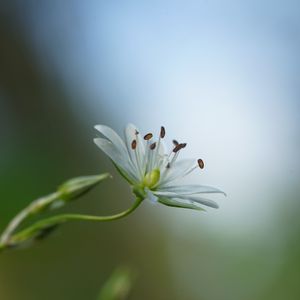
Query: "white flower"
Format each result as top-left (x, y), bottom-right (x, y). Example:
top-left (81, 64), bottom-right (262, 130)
top-left (94, 124), bottom-right (225, 211)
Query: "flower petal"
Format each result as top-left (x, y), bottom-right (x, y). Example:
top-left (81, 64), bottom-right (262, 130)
top-left (94, 138), bottom-right (138, 182)
top-left (156, 185), bottom-right (226, 196)
top-left (159, 159), bottom-right (196, 185)
top-left (124, 123), bottom-right (146, 175)
top-left (95, 125), bottom-right (128, 155)
top-left (178, 195), bottom-right (219, 208)
top-left (153, 191), bottom-right (219, 208)
top-left (145, 188), bottom-right (159, 203)
top-left (158, 197), bottom-right (205, 211)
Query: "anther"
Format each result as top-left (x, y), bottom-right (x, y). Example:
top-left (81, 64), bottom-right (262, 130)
top-left (172, 139), bottom-right (179, 146)
top-left (181, 143), bottom-right (187, 149)
top-left (135, 130), bottom-right (139, 135)
top-left (173, 143), bottom-right (187, 153)
top-left (150, 142), bottom-right (156, 150)
top-left (160, 126), bottom-right (166, 138)
top-left (131, 140), bottom-right (137, 150)
top-left (198, 159), bottom-right (204, 169)
top-left (144, 133), bottom-right (153, 140)
top-left (166, 162), bottom-right (171, 168)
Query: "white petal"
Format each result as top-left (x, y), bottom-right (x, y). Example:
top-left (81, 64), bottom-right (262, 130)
top-left (145, 188), bottom-right (159, 203)
top-left (94, 125), bottom-right (128, 155)
top-left (94, 138), bottom-right (138, 182)
top-left (158, 140), bottom-right (167, 156)
top-left (154, 140), bottom-right (168, 169)
top-left (159, 159), bottom-right (196, 185)
top-left (157, 185), bottom-right (226, 196)
top-left (154, 190), bottom-right (219, 208)
top-left (124, 123), bottom-right (146, 174)
top-left (158, 197), bottom-right (205, 211)
top-left (177, 195), bottom-right (219, 209)
top-left (124, 123), bottom-right (145, 154)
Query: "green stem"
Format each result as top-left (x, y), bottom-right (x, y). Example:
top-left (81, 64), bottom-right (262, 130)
top-left (9, 197), bottom-right (144, 245)
top-left (0, 192), bottom-right (59, 245)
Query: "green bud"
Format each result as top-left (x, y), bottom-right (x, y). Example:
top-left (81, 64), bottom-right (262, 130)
top-left (143, 169), bottom-right (160, 189)
top-left (58, 173), bottom-right (111, 202)
top-left (6, 222), bottom-right (62, 249)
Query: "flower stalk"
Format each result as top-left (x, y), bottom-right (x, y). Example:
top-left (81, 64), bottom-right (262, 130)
top-left (0, 173), bottom-right (112, 251)
top-left (5, 197), bottom-right (143, 248)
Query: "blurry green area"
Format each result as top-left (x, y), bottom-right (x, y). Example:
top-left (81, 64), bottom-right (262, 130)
top-left (97, 266), bottom-right (136, 300)
top-left (0, 1), bottom-right (300, 300)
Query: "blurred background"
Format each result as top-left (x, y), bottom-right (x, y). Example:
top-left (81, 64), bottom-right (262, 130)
top-left (1, 0), bottom-right (300, 299)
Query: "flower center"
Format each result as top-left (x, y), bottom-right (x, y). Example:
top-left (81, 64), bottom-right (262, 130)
top-left (143, 168), bottom-right (160, 189)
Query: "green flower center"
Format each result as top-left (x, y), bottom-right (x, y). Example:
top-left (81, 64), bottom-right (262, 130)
top-left (143, 168), bottom-right (160, 189)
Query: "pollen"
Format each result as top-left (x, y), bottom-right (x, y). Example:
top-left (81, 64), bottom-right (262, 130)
top-left (144, 133), bottom-right (153, 140)
top-left (198, 159), bottom-right (204, 169)
top-left (150, 142), bottom-right (156, 150)
top-left (131, 140), bottom-right (137, 150)
top-left (160, 126), bottom-right (166, 138)
top-left (173, 143), bottom-right (187, 153)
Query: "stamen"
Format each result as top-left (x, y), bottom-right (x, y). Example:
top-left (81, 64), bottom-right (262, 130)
top-left (131, 140), bottom-right (137, 150)
top-left (150, 142), bottom-right (156, 150)
top-left (172, 139), bottom-right (179, 146)
top-left (135, 130), bottom-right (139, 135)
top-left (173, 143), bottom-right (187, 153)
top-left (182, 159), bottom-right (204, 178)
top-left (144, 133), bottom-right (153, 140)
top-left (152, 127), bottom-right (164, 170)
top-left (147, 143), bottom-right (156, 172)
top-left (131, 138), bottom-right (144, 177)
top-left (198, 159), bottom-right (204, 169)
top-left (160, 126), bottom-right (166, 138)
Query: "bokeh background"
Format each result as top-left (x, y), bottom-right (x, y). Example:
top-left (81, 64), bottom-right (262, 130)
top-left (1, 1), bottom-right (300, 299)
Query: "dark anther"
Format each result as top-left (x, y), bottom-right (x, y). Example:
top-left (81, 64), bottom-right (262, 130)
top-left (144, 133), bottom-right (153, 140)
top-left (160, 126), bottom-right (166, 138)
top-left (173, 143), bottom-right (187, 153)
top-left (150, 142), bottom-right (156, 150)
top-left (131, 140), bottom-right (137, 150)
top-left (166, 163), bottom-right (171, 168)
top-left (172, 139), bottom-right (179, 146)
top-left (135, 130), bottom-right (139, 135)
top-left (198, 159), bottom-right (204, 169)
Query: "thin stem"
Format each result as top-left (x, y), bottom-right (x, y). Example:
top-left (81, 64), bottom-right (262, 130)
top-left (0, 192), bottom-right (59, 245)
top-left (8, 197), bottom-right (144, 245)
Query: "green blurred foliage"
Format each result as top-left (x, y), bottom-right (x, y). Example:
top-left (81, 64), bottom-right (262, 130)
top-left (97, 266), bottom-right (136, 300)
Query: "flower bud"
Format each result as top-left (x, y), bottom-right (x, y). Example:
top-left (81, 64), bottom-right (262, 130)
top-left (58, 173), bottom-right (111, 201)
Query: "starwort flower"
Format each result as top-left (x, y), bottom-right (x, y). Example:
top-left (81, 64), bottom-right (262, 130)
top-left (94, 124), bottom-right (225, 211)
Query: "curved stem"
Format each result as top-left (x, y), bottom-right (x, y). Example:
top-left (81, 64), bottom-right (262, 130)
top-left (8, 197), bottom-right (144, 245)
top-left (0, 192), bottom-right (59, 245)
